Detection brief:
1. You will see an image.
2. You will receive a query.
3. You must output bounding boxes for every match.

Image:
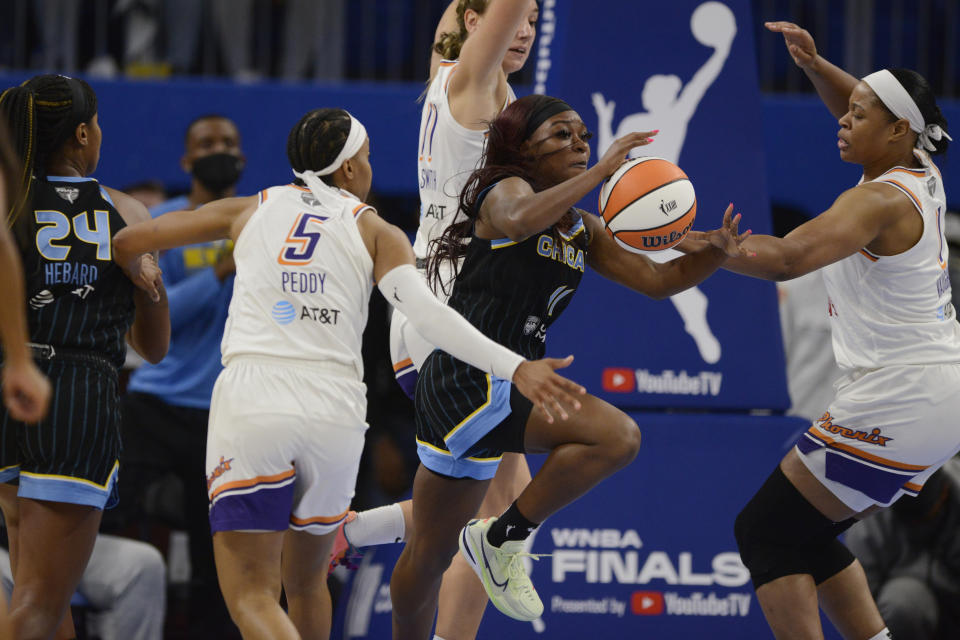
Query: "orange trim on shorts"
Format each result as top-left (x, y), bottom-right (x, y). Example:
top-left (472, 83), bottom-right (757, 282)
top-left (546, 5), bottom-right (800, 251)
top-left (290, 508), bottom-right (351, 526)
top-left (393, 358), bottom-right (414, 372)
top-left (209, 468), bottom-right (296, 500)
top-left (807, 426), bottom-right (928, 472)
top-left (259, 189), bottom-right (269, 204)
top-left (903, 481), bottom-right (923, 492)
top-left (858, 249), bottom-right (879, 262)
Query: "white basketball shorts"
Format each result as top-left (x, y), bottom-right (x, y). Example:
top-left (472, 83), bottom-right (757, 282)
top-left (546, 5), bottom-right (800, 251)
top-left (206, 356), bottom-right (367, 535)
top-left (795, 363), bottom-right (960, 512)
top-left (388, 306), bottom-right (435, 400)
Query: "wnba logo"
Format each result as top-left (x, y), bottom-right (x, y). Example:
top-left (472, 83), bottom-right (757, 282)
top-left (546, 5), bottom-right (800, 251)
top-left (271, 300), bottom-right (296, 325)
top-left (659, 199), bottom-right (678, 215)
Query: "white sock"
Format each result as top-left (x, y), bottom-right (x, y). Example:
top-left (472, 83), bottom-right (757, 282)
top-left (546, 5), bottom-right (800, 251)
top-left (343, 503), bottom-right (406, 547)
top-left (867, 629), bottom-right (892, 640)
top-left (433, 636), bottom-right (449, 640)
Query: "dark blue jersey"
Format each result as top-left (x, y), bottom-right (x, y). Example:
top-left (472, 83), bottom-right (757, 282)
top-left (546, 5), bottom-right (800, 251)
top-left (445, 209), bottom-right (588, 361)
top-left (20, 177), bottom-right (135, 367)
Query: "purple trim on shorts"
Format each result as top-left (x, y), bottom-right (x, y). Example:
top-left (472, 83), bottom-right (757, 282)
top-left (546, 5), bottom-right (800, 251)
top-left (209, 481), bottom-right (295, 532)
top-left (796, 432), bottom-right (823, 455)
top-left (823, 450), bottom-right (915, 504)
top-left (396, 369), bottom-right (418, 402)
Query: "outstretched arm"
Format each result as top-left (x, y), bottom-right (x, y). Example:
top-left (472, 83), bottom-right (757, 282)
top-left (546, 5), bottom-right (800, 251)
top-left (429, 0), bottom-right (461, 80)
top-left (448, 0), bottom-right (538, 127)
top-left (481, 131), bottom-right (656, 241)
top-left (765, 21), bottom-right (858, 119)
top-left (359, 210), bottom-right (585, 421)
top-left (585, 204), bottom-right (750, 299)
top-left (112, 195), bottom-right (258, 266)
top-left (683, 185), bottom-right (904, 281)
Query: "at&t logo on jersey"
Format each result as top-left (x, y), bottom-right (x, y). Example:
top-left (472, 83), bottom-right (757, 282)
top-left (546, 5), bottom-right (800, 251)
top-left (272, 301), bottom-right (296, 325)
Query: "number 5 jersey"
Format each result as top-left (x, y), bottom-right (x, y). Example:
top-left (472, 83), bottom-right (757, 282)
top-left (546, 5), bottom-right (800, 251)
top-left (220, 184), bottom-right (374, 378)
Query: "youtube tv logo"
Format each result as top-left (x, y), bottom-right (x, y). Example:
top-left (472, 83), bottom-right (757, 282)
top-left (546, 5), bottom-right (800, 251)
top-left (602, 367), bottom-right (635, 393)
top-left (632, 591), bottom-right (664, 615)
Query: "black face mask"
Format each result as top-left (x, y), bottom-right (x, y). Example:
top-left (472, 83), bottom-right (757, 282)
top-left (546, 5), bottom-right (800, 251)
top-left (191, 152), bottom-right (244, 193)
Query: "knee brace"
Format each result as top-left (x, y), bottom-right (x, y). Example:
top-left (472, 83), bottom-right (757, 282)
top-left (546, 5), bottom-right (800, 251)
top-left (734, 465), bottom-right (855, 589)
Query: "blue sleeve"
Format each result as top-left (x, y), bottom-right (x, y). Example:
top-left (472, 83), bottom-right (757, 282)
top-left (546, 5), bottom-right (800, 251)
top-left (160, 248), bottom-right (222, 333)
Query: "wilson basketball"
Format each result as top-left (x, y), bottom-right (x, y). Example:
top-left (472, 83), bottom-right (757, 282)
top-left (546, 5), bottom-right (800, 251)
top-left (598, 157), bottom-right (697, 253)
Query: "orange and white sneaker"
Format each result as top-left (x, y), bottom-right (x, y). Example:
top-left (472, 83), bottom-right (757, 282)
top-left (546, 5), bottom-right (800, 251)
top-left (328, 511), bottom-right (359, 572)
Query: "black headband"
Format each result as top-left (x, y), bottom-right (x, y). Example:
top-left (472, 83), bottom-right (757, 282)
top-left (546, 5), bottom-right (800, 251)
top-left (61, 75), bottom-right (88, 126)
top-left (523, 97), bottom-right (574, 141)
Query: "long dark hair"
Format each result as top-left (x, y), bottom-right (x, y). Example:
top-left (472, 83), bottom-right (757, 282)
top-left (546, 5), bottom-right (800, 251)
top-left (0, 74), bottom-right (97, 248)
top-left (426, 94), bottom-right (576, 294)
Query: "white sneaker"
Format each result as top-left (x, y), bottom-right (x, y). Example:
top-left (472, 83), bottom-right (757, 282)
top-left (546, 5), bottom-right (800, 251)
top-left (459, 517), bottom-right (544, 621)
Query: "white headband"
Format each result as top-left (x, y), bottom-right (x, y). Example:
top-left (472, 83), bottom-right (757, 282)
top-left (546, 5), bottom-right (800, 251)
top-left (314, 112), bottom-right (368, 176)
top-left (861, 69), bottom-right (952, 152)
top-left (291, 112), bottom-right (368, 210)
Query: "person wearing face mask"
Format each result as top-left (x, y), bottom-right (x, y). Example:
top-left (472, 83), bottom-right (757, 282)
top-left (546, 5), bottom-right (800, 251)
top-left (104, 114), bottom-right (246, 634)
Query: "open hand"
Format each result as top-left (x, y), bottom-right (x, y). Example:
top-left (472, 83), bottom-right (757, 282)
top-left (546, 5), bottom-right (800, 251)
top-left (2, 359), bottom-right (50, 423)
top-left (125, 253), bottom-right (163, 302)
top-left (765, 21), bottom-right (818, 69)
top-left (596, 131), bottom-right (659, 178)
top-left (512, 355), bottom-right (586, 424)
top-left (702, 204), bottom-right (753, 258)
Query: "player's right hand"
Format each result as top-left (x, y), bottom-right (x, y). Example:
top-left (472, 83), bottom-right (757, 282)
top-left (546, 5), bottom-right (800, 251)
top-left (2, 359), bottom-right (51, 423)
top-left (596, 131), bottom-right (658, 178)
top-left (765, 22), bottom-right (818, 70)
top-left (125, 253), bottom-right (164, 302)
top-left (512, 355), bottom-right (586, 423)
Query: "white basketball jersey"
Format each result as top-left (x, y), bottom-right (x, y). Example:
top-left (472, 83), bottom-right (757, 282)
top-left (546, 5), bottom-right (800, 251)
top-left (221, 184), bottom-right (374, 378)
top-left (414, 60), bottom-right (515, 292)
top-left (823, 151), bottom-right (960, 370)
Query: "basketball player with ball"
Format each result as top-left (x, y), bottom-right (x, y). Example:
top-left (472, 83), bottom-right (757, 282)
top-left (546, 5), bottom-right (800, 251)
top-left (389, 93), bottom-right (752, 637)
top-left (679, 20), bottom-right (958, 640)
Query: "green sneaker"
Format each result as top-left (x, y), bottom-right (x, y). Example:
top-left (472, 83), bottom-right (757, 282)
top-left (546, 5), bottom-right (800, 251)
top-left (459, 517), bottom-right (544, 621)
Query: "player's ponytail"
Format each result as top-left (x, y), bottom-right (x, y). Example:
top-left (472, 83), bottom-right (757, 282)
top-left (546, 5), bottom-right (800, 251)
top-left (0, 86), bottom-right (35, 243)
top-left (888, 68), bottom-right (950, 156)
top-left (0, 74), bottom-right (97, 248)
top-left (433, 0), bottom-right (490, 61)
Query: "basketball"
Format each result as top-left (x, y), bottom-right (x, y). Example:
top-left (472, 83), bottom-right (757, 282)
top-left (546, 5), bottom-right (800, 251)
top-left (598, 157), bottom-right (697, 253)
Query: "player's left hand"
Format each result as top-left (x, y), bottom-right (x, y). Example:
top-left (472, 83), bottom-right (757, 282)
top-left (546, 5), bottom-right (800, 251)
top-left (513, 355), bottom-right (586, 423)
top-left (2, 359), bottom-right (51, 423)
top-left (702, 204), bottom-right (754, 258)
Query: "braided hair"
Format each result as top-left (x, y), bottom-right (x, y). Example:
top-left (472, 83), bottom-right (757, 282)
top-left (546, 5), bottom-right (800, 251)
top-left (0, 74), bottom-right (97, 247)
top-left (286, 108), bottom-right (351, 187)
